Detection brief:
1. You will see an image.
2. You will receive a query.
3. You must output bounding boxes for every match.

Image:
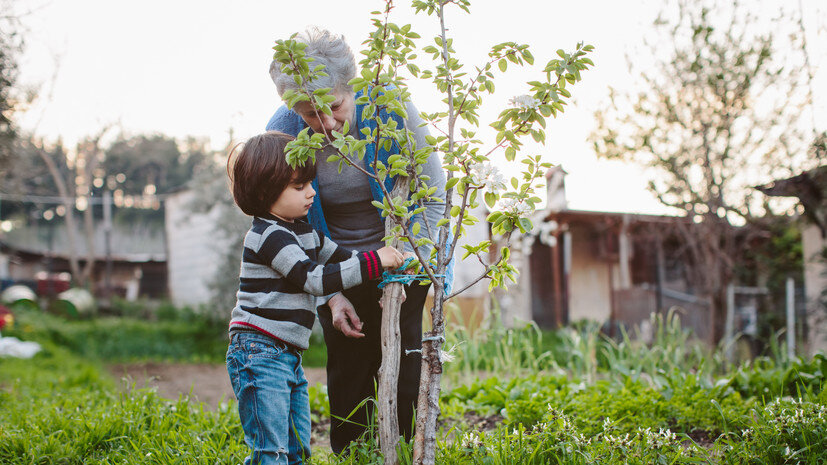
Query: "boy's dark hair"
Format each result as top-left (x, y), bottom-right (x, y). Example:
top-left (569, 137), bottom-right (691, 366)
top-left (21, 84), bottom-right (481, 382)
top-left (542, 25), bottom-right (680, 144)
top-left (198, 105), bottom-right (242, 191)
top-left (227, 131), bottom-right (316, 217)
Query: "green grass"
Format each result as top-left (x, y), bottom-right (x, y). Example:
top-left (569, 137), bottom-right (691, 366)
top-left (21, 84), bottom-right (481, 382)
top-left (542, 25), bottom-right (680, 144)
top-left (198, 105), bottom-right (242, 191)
top-left (1, 303), bottom-right (825, 464)
top-left (3, 304), bottom-right (328, 366)
top-left (0, 343), bottom-right (247, 464)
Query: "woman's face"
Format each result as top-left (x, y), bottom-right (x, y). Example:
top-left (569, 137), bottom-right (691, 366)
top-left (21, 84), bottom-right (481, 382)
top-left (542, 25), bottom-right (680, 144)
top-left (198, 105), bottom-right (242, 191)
top-left (292, 89), bottom-right (355, 137)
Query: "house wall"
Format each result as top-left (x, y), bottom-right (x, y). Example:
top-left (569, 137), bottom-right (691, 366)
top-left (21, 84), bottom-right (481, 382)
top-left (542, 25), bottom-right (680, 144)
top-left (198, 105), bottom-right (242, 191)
top-left (568, 223), bottom-right (611, 322)
top-left (4, 256), bottom-right (39, 282)
top-left (165, 191), bottom-right (231, 306)
top-left (802, 224), bottom-right (827, 355)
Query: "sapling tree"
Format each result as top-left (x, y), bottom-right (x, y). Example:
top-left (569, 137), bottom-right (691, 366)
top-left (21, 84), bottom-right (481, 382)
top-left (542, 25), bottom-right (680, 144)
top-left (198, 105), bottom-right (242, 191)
top-left (271, 1), bottom-right (592, 463)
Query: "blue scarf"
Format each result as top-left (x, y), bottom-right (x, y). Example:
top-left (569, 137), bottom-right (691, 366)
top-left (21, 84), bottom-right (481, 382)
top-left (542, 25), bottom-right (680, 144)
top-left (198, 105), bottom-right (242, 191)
top-left (265, 88), bottom-right (401, 237)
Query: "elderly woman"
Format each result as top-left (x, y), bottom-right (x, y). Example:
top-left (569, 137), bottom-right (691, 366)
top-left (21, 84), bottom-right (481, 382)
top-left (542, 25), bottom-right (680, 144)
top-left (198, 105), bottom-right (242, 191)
top-left (266, 29), bottom-right (451, 453)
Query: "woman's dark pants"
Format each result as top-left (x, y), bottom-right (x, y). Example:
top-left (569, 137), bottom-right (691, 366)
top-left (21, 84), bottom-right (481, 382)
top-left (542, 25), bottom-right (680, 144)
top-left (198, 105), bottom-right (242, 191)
top-left (318, 281), bottom-right (428, 454)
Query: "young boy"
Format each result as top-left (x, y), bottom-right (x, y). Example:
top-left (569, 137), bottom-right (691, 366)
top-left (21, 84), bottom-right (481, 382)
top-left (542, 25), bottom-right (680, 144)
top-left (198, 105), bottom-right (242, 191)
top-left (225, 131), bottom-right (404, 465)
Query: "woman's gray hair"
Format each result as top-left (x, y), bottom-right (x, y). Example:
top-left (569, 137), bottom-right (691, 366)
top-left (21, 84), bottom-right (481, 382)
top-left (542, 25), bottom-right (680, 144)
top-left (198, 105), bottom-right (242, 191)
top-left (269, 28), bottom-right (357, 96)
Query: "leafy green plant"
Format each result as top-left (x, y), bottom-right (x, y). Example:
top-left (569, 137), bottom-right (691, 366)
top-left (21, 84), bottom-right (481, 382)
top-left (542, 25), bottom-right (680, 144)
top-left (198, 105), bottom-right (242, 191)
top-left (723, 399), bottom-right (827, 464)
top-left (5, 306), bottom-right (228, 362)
top-left (3, 317), bottom-right (826, 463)
top-left (0, 343), bottom-right (247, 464)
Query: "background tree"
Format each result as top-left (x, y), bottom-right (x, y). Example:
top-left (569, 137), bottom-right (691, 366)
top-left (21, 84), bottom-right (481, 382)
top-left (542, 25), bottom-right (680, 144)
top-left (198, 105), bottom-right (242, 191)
top-left (26, 127), bottom-right (113, 287)
top-left (2, 129), bottom-right (210, 290)
top-left (0, 3), bottom-right (22, 173)
top-left (591, 0), bottom-right (822, 345)
top-left (103, 134), bottom-right (206, 196)
top-left (102, 133), bottom-right (208, 225)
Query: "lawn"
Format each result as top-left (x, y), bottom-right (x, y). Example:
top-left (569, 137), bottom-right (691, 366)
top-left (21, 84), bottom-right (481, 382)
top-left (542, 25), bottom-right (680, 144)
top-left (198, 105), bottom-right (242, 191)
top-left (0, 304), bottom-right (824, 464)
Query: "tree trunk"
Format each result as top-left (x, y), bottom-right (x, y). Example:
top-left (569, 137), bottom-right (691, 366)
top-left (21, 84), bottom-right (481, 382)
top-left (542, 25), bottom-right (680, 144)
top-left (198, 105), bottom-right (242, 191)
top-left (378, 281), bottom-right (404, 464)
top-left (412, 285), bottom-right (445, 465)
top-left (377, 176), bottom-right (409, 465)
top-left (36, 147), bottom-right (83, 285)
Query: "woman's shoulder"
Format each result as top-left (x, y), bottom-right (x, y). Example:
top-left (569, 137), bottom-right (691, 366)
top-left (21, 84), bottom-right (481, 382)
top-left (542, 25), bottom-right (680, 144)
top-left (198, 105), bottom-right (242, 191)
top-left (265, 106), bottom-right (306, 135)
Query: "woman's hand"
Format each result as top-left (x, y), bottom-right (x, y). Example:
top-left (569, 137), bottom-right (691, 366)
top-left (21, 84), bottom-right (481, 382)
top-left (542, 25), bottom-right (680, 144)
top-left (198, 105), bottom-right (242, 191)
top-left (328, 293), bottom-right (364, 338)
top-left (377, 246), bottom-right (404, 269)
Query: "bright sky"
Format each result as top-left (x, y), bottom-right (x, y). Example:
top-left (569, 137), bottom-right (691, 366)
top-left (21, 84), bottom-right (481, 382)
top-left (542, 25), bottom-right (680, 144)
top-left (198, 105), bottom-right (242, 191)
top-left (11, 0), bottom-right (827, 214)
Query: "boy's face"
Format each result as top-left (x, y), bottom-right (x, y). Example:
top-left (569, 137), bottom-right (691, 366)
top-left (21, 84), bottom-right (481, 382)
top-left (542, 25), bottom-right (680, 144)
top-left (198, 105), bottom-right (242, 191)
top-left (269, 176), bottom-right (316, 222)
top-left (292, 89), bottom-right (355, 137)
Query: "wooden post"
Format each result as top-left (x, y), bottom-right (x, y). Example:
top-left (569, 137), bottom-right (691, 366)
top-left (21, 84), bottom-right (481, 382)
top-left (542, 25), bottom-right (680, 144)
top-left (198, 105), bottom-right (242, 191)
top-left (413, 287), bottom-right (446, 465)
top-left (786, 277), bottom-right (795, 360)
top-left (724, 283), bottom-right (735, 364)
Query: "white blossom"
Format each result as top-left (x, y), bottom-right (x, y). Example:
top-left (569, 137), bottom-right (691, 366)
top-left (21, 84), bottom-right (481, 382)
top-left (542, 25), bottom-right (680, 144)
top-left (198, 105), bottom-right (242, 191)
top-left (640, 427), bottom-right (678, 448)
top-left (438, 343), bottom-right (462, 363)
top-left (499, 197), bottom-right (533, 216)
top-left (509, 94), bottom-right (541, 110)
top-left (602, 417), bottom-right (614, 431)
top-left (468, 161), bottom-right (507, 196)
top-left (460, 431), bottom-right (485, 450)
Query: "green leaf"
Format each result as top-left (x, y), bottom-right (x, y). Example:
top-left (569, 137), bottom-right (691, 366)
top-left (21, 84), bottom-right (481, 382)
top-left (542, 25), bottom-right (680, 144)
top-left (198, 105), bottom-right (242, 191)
top-left (484, 192), bottom-right (497, 209)
top-left (445, 177), bottom-right (460, 191)
top-left (486, 211), bottom-right (503, 223)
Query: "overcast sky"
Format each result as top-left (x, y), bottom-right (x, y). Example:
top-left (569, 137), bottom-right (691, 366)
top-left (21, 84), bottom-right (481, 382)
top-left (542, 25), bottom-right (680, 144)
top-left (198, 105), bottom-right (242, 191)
top-left (10, 0), bottom-right (827, 214)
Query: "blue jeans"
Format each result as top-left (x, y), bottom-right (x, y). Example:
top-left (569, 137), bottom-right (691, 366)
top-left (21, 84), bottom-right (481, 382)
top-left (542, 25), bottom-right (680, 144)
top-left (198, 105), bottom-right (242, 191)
top-left (226, 332), bottom-right (311, 465)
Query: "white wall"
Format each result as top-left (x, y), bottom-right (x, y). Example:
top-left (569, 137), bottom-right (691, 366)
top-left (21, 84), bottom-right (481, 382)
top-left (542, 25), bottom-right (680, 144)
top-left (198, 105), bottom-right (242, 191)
top-left (165, 190), bottom-right (231, 306)
top-left (568, 223), bottom-right (611, 322)
top-left (802, 224), bottom-right (827, 355)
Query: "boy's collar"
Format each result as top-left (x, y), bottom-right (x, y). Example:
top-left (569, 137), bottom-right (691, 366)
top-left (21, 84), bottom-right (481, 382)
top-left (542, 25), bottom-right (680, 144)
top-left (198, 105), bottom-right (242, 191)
top-left (258, 213), bottom-right (312, 232)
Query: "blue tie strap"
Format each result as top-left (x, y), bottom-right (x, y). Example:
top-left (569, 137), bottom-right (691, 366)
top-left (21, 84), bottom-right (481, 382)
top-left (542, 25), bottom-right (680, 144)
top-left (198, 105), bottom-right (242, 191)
top-left (378, 257), bottom-right (446, 292)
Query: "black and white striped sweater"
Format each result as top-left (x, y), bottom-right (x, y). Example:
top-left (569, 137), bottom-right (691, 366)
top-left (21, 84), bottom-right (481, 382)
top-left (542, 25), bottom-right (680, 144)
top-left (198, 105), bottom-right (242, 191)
top-left (229, 214), bottom-right (382, 349)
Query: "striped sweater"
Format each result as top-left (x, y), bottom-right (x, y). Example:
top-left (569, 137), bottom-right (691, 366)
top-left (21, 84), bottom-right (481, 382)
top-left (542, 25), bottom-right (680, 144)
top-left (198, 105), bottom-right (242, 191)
top-left (229, 214), bottom-right (382, 349)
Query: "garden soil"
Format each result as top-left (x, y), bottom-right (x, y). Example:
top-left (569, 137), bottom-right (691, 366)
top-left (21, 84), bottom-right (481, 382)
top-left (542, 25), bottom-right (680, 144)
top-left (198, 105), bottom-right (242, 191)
top-left (108, 363), bottom-right (331, 449)
top-left (109, 363), bottom-right (327, 408)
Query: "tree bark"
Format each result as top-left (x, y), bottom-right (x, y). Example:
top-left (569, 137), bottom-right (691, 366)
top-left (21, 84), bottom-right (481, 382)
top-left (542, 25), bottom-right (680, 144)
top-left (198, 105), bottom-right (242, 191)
top-left (413, 285), bottom-right (445, 465)
top-left (377, 176), bottom-right (409, 465)
top-left (378, 280), bottom-right (404, 465)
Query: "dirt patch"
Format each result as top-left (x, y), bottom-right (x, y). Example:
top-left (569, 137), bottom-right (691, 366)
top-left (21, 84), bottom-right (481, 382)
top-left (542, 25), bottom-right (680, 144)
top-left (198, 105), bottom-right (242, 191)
top-left (439, 411), bottom-right (505, 433)
top-left (109, 363), bottom-right (332, 450)
top-left (108, 362), bottom-right (327, 407)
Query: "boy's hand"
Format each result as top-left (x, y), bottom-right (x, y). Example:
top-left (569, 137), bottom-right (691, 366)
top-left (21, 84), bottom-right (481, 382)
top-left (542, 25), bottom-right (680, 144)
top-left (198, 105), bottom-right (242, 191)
top-left (377, 246), bottom-right (404, 269)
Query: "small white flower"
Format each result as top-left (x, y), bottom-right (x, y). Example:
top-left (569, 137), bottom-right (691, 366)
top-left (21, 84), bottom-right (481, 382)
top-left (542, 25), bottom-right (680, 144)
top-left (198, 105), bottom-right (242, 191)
top-left (461, 431), bottom-right (485, 450)
top-left (602, 417), bottom-right (614, 431)
top-left (438, 343), bottom-right (462, 363)
top-left (509, 94), bottom-right (541, 110)
top-left (499, 197), bottom-right (533, 216)
top-left (468, 162), bottom-right (507, 196)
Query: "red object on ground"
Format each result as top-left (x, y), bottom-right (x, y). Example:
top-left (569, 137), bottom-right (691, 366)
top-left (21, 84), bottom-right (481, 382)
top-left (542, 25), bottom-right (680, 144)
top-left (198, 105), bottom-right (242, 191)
top-left (0, 305), bottom-right (13, 331)
top-left (36, 277), bottom-right (70, 297)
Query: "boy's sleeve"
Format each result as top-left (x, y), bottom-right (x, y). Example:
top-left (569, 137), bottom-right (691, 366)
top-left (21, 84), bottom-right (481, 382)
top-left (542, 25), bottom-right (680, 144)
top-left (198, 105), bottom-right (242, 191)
top-left (317, 233), bottom-right (360, 265)
top-left (256, 228), bottom-right (383, 296)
